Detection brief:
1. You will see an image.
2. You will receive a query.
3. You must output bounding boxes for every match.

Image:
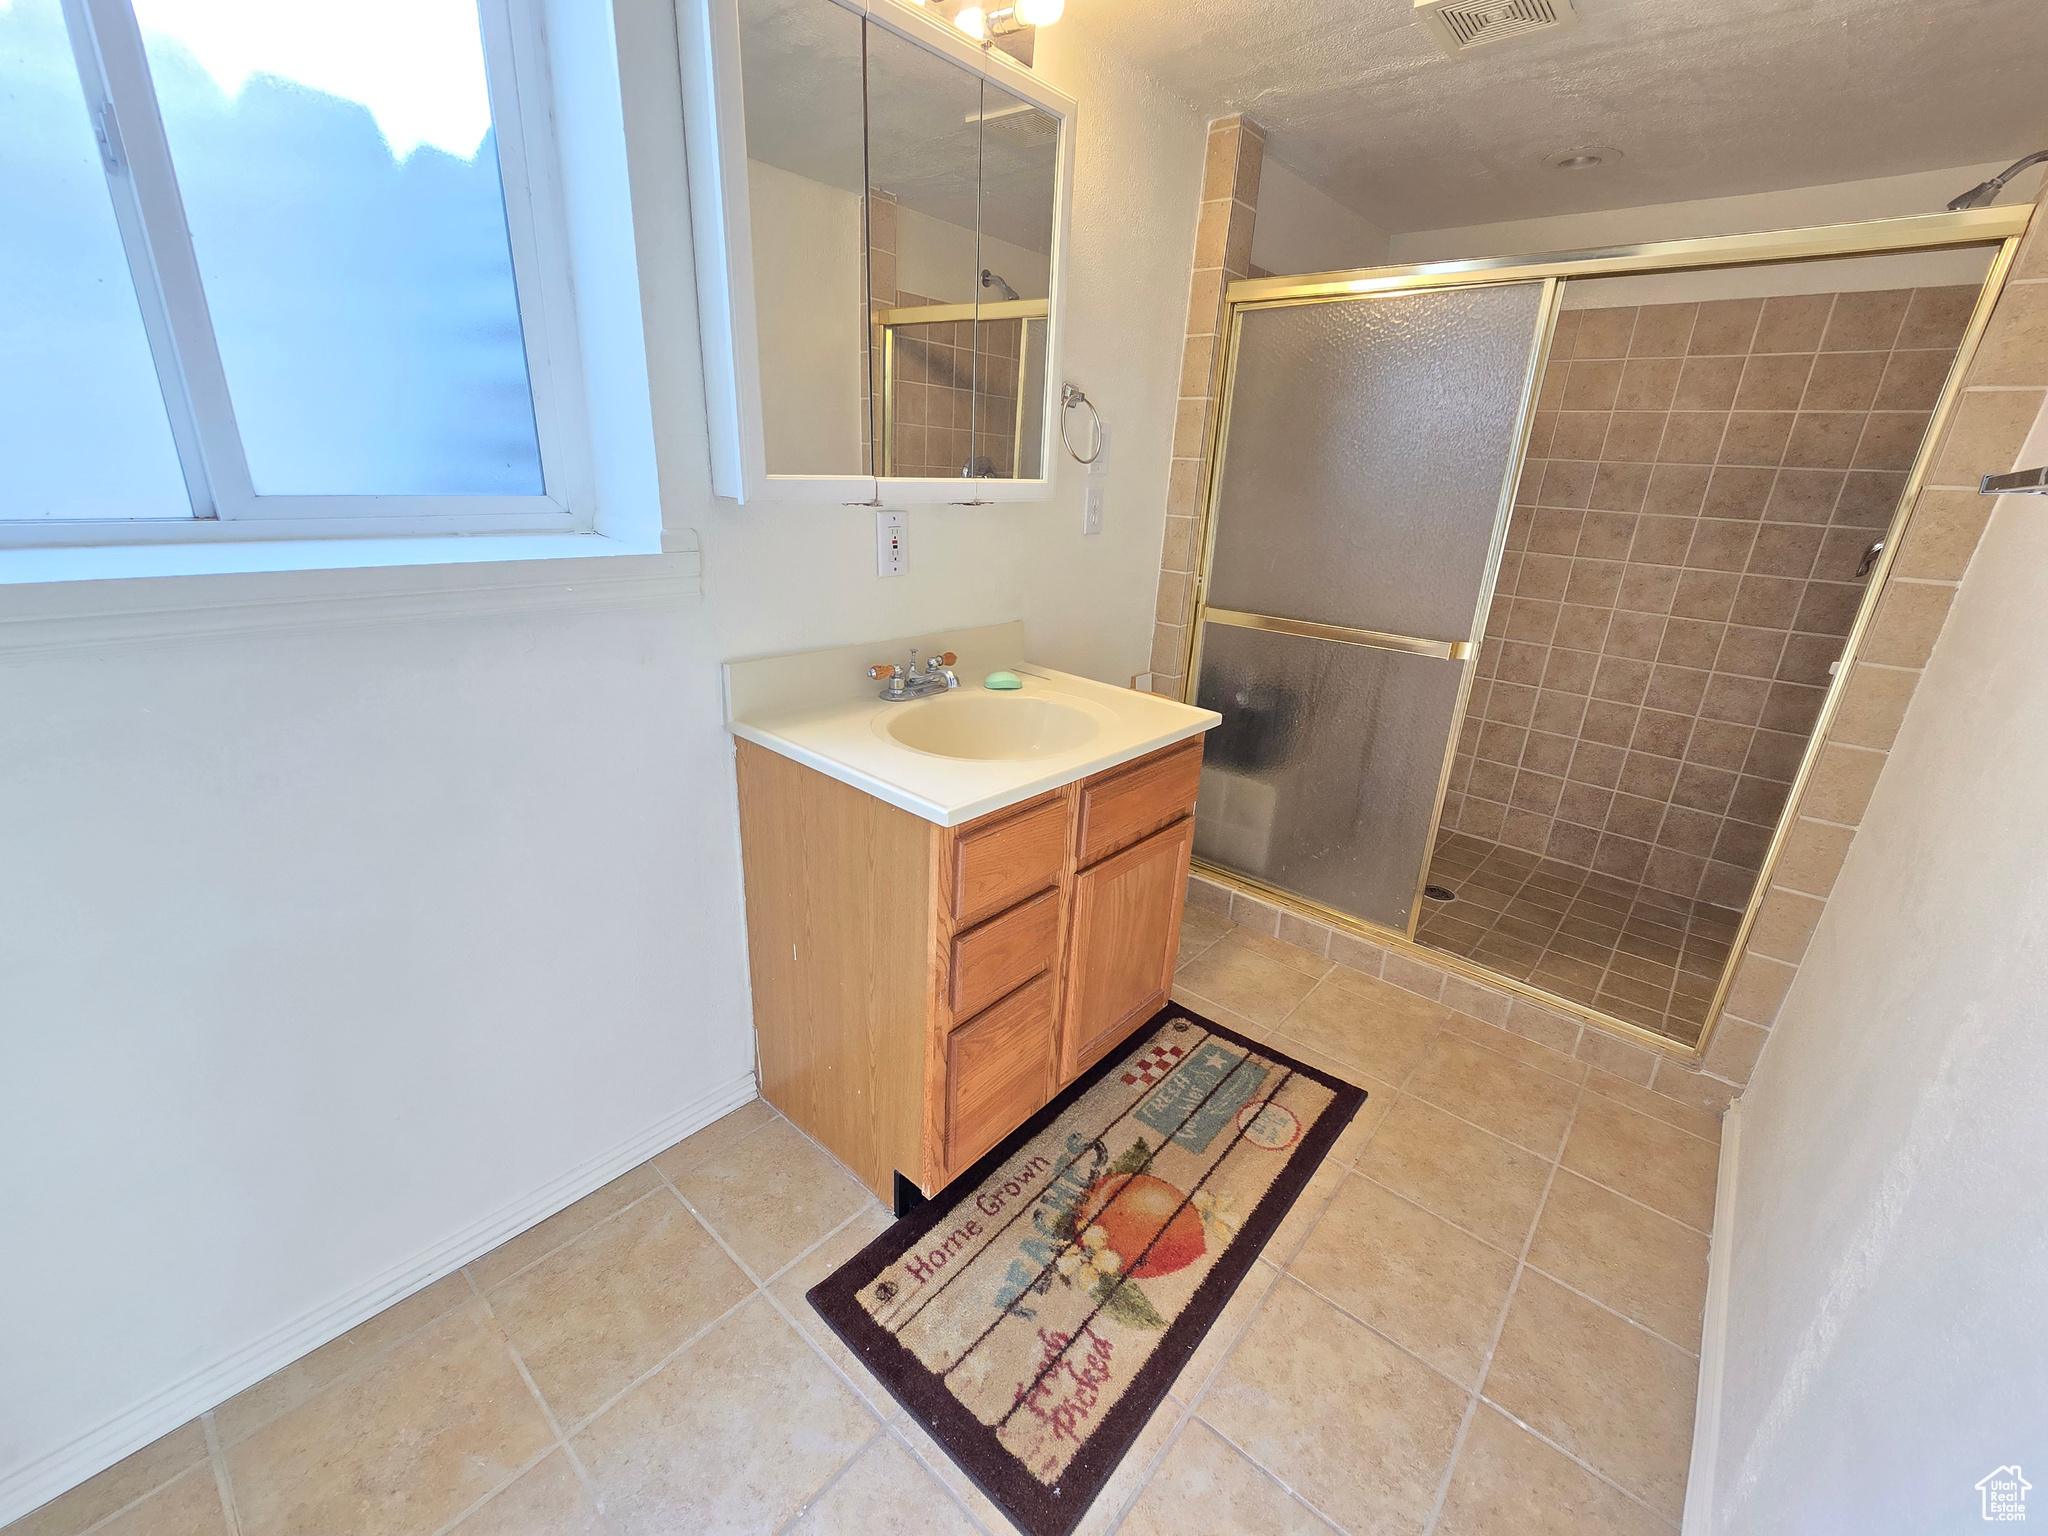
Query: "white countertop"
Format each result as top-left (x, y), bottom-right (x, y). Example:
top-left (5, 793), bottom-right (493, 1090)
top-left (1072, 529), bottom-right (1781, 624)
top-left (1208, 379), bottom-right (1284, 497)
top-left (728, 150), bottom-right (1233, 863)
top-left (724, 625), bottom-right (1219, 827)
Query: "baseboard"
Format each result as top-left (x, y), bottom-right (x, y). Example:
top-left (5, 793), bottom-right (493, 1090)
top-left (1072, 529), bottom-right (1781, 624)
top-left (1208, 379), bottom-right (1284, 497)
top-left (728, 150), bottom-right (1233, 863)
top-left (1682, 1095), bottom-right (1743, 1535)
top-left (0, 1068), bottom-right (757, 1527)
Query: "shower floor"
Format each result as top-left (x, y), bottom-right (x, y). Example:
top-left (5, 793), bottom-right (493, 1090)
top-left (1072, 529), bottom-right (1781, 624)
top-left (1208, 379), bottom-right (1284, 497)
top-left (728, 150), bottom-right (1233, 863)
top-left (1418, 831), bottom-right (1743, 1046)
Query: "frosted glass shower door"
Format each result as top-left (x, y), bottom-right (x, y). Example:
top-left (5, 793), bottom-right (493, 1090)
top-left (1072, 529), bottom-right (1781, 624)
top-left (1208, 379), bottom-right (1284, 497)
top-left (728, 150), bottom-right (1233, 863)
top-left (1193, 281), bottom-right (1549, 932)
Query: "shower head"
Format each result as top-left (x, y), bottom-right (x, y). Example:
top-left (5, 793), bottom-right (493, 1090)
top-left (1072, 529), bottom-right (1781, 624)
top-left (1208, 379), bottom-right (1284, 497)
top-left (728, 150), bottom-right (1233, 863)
top-left (981, 268), bottom-right (1021, 302)
top-left (1947, 151), bottom-right (2048, 211)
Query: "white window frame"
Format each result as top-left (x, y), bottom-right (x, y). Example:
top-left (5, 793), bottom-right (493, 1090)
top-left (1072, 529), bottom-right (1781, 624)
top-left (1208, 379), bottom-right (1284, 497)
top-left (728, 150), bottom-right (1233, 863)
top-left (3, 0), bottom-right (592, 549)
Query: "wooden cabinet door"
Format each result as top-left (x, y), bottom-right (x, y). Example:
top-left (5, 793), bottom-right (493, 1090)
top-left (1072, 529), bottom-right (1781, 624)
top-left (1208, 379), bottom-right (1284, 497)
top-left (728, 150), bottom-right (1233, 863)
top-left (1058, 817), bottom-right (1196, 1082)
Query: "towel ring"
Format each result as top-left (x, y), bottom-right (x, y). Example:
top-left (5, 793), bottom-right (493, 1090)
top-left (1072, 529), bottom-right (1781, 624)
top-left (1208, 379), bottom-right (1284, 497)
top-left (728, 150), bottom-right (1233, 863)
top-left (1060, 383), bottom-right (1103, 465)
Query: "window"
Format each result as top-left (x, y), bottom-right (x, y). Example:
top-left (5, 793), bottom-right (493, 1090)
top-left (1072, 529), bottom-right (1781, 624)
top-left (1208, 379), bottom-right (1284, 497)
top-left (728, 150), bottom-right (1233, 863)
top-left (2, 0), bottom-right (585, 542)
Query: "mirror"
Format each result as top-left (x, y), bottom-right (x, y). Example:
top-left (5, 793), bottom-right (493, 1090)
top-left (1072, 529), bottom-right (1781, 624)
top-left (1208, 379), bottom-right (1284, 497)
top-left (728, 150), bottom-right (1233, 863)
top-left (686, 0), bottom-right (1073, 501)
top-left (864, 23), bottom-right (986, 480)
top-left (736, 0), bottom-right (870, 478)
top-left (965, 81), bottom-right (1058, 481)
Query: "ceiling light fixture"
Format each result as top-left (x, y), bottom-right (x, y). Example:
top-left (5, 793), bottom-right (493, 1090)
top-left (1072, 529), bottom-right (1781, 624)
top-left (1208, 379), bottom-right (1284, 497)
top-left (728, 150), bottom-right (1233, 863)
top-left (1541, 145), bottom-right (1623, 171)
top-left (952, 0), bottom-right (1062, 41)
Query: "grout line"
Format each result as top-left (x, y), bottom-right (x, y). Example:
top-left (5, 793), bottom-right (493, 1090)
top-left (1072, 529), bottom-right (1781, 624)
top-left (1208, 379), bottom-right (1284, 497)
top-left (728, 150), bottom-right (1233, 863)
top-left (1420, 1076), bottom-right (1581, 1535)
top-left (768, 1423), bottom-right (889, 1536)
top-left (1192, 1410), bottom-right (1357, 1535)
top-left (199, 1413), bottom-right (242, 1536)
top-left (459, 1268), bottom-right (621, 1536)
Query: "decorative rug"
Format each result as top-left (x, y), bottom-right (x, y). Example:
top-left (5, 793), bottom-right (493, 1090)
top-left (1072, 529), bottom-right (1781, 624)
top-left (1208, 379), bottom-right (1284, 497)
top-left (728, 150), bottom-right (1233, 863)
top-left (807, 1004), bottom-right (1364, 1536)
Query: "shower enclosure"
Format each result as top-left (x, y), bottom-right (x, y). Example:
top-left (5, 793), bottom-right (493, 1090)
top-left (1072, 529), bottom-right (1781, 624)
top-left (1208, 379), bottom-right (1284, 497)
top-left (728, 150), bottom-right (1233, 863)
top-left (1183, 211), bottom-right (2025, 1053)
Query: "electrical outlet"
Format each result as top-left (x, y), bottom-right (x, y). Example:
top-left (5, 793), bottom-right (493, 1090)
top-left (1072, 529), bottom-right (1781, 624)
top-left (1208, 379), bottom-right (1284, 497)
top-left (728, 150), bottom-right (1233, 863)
top-left (1083, 484), bottom-right (1104, 535)
top-left (876, 510), bottom-right (906, 576)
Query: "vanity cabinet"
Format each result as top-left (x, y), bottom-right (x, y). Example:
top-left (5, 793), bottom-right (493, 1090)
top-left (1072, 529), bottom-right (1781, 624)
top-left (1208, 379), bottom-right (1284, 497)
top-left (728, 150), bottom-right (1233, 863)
top-left (734, 736), bottom-right (1201, 1202)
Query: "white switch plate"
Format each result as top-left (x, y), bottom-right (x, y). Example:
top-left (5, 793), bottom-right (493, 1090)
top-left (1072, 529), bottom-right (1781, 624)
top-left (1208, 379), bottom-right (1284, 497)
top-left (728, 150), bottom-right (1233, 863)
top-left (876, 510), bottom-right (906, 576)
top-left (1083, 484), bottom-right (1104, 536)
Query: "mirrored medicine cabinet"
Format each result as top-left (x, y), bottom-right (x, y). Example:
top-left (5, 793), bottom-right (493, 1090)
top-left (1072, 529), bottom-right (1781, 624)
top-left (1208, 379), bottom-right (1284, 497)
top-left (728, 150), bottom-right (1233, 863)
top-left (679, 0), bottom-right (1076, 504)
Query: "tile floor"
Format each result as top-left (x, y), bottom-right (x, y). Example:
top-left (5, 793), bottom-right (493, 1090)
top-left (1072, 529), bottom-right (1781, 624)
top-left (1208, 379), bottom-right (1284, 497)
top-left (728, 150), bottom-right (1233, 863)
top-left (1417, 831), bottom-right (1745, 1046)
top-left (10, 914), bottom-right (1722, 1536)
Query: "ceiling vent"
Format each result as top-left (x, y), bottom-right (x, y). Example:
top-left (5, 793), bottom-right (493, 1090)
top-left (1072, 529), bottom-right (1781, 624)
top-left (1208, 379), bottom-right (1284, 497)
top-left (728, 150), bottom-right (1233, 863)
top-left (1414, 0), bottom-right (1578, 56)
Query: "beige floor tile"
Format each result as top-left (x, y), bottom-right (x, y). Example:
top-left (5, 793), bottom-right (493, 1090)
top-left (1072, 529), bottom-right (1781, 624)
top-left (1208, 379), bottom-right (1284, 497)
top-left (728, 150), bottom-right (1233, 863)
top-left (6, 1420), bottom-right (210, 1536)
top-left (1435, 1405), bottom-right (1673, 1536)
top-left (1289, 1177), bottom-right (1518, 1389)
top-left (1438, 1012), bottom-right (1588, 1084)
top-left (1580, 1071), bottom-right (1722, 1144)
top-left (1171, 984), bottom-right (1281, 1046)
top-left (1170, 1258), bottom-right (1280, 1406)
top-left (787, 1434), bottom-right (976, 1535)
top-left (226, 1299), bottom-right (556, 1536)
top-left (1119, 1419), bottom-right (1336, 1535)
top-left (1327, 1078), bottom-right (1398, 1164)
top-left (487, 1188), bottom-right (754, 1426)
top-left (1173, 940), bottom-right (1325, 1028)
top-left (671, 1116), bottom-right (873, 1277)
top-left (467, 1167), bottom-right (666, 1294)
top-left (1178, 906), bottom-right (1233, 965)
top-left (1527, 1172), bottom-right (1709, 1350)
top-left (446, 1451), bottom-right (607, 1536)
top-left (1354, 1098), bottom-right (1553, 1253)
top-left (83, 1465), bottom-right (231, 1536)
top-left (1403, 1036), bottom-right (1582, 1158)
top-left (575, 1296), bottom-right (875, 1535)
top-left (1200, 1279), bottom-right (1467, 1536)
top-left (649, 1098), bottom-right (778, 1182)
top-left (214, 1271), bottom-right (477, 1447)
top-left (767, 1206), bottom-right (899, 1414)
top-left (1483, 1272), bottom-right (1698, 1522)
top-left (1070, 1397), bottom-right (1189, 1536)
top-left (1561, 1096), bottom-right (1719, 1232)
top-left (1260, 1157), bottom-right (1347, 1266)
top-left (1274, 970), bottom-right (1448, 1085)
top-left (890, 1417), bottom-right (1026, 1536)
top-left (1214, 927), bottom-right (1333, 979)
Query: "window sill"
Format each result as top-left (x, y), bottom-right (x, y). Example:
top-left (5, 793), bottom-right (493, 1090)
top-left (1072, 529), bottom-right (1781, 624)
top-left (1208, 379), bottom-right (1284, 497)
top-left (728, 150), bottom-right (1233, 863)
top-left (0, 529), bottom-right (700, 658)
top-left (0, 527), bottom-right (690, 587)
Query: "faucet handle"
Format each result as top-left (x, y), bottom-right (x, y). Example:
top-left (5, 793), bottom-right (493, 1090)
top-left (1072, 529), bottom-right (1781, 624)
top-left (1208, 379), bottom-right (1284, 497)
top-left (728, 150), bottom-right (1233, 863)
top-left (932, 652), bottom-right (957, 667)
top-left (866, 663), bottom-right (899, 679)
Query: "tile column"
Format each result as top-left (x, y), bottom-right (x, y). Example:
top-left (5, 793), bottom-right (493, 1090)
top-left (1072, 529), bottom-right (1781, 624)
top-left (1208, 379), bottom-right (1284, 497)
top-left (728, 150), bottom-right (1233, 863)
top-left (1150, 114), bottom-right (1264, 697)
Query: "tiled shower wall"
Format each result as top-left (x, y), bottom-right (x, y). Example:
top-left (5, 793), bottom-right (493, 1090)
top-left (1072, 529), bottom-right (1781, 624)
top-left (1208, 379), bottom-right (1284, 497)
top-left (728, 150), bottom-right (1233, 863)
top-left (865, 188), bottom-right (1029, 481)
top-left (1442, 287), bottom-right (1978, 909)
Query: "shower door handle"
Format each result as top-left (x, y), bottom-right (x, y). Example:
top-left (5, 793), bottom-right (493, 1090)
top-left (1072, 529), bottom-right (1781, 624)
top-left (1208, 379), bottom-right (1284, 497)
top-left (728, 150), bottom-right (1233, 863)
top-left (1202, 606), bottom-right (1474, 661)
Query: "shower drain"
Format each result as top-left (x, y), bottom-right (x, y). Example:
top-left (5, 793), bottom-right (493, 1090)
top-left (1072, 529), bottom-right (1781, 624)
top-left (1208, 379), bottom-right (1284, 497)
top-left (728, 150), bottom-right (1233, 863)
top-left (1424, 884), bottom-right (1457, 902)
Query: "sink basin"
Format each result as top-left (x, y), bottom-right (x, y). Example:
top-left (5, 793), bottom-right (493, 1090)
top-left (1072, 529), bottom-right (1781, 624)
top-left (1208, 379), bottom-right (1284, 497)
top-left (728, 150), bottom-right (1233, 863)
top-left (881, 692), bottom-right (1101, 760)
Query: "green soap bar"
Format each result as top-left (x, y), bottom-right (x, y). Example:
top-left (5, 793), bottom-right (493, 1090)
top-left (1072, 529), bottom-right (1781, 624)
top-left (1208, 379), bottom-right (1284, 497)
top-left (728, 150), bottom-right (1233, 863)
top-left (983, 671), bottom-right (1024, 690)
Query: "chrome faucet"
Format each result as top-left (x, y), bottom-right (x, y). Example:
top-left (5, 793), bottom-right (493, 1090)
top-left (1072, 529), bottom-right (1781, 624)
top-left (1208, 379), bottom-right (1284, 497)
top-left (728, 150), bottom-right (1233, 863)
top-left (867, 648), bottom-right (960, 701)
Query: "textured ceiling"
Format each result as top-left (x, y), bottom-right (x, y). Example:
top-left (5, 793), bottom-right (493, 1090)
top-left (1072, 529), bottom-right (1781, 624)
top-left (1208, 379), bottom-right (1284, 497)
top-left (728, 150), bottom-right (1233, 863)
top-left (1063, 0), bottom-right (2048, 232)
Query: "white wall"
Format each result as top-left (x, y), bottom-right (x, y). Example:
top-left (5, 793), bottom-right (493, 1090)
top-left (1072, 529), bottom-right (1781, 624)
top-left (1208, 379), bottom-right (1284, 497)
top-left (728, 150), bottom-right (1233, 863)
top-left (1249, 156), bottom-right (1390, 276)
top-left (1696, 399), bottom-right (2048, 1534)
top-left (0, 1), bottom-right (1207, 1523)
top-left (1387, 160), bottom-right (2043, 265)
top-left (747, 159), bottom-right (866, 474)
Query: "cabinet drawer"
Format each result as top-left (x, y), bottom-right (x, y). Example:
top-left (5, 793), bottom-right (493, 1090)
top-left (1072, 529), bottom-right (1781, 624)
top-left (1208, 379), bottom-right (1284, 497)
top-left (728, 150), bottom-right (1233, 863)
top-left (1075, 741), bottom-right (1203, 868)
top-left (950, 887), bottom-right (1060, 1019)
top-left (953, 795), bottom-right (1067, 928)
top-left (945, 974), bottom-right (1056, 1174)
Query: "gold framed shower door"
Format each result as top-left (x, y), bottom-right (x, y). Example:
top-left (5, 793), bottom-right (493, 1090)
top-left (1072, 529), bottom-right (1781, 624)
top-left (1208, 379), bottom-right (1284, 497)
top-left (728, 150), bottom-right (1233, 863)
top-left (1178, 204), bottom-right (2032, 1065)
